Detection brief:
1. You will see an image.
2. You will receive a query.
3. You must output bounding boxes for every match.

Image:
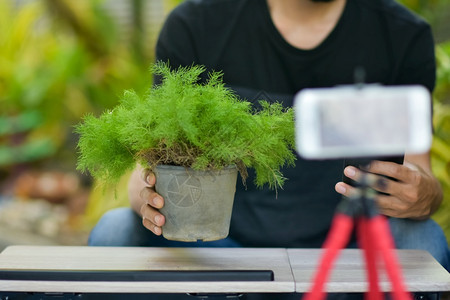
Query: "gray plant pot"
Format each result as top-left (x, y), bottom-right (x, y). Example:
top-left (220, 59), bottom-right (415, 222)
top-left (154, 165), bottom-right (238, 242)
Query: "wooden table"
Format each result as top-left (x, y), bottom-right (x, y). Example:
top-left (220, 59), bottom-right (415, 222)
top-left (288, 249), bottom-right (450, 293)
top-left (0, 246), bottom-right (294, 294)
top-left (0, 246), bottom-right (449, 295)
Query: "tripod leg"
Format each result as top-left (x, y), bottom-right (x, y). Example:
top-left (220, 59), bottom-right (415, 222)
top-left (370, 215), bottom-right (412, 300)
top-left (358, 218), bottom-right (382, 300)
top-left (304, 213), bottom-right (354, 300)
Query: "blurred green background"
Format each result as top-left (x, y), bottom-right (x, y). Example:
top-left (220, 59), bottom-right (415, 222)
top-left (0, 0), bottom-right (449, 248)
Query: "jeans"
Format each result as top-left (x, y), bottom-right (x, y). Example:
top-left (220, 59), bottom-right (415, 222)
top-left (88, 207), bottom-right (450, 270)
top-left (88, 207), bottom-right (242, 248)
top-left (88, 207), bottom-right (449, 300)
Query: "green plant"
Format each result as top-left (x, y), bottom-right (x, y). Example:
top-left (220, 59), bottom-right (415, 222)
top-left (76, 62), bottom-right (296, 189)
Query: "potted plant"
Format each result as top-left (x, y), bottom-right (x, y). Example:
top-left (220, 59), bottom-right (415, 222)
top-left (76, 62), bottom-right (296, 241)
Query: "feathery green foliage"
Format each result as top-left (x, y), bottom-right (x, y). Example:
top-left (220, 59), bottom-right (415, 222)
top-left (76, 62), bottom-right (296, 189)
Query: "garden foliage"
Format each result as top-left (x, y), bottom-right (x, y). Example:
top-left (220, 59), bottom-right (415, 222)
top-left (0, 0), bottom-right (151, 170)
top-left (431, 42), bottom-right (450, 236)
top-left (76, 62), bottom-right (296, 189)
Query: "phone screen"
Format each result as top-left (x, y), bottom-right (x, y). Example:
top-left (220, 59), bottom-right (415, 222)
top-left (319, 95), bottom-right (409, 149)
top-left (294, 85), bottom-right (431, 159)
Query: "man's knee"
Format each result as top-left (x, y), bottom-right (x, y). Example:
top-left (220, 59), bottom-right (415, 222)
top-left (88, 207), bottom-right (142, 246)
top-left (388, 217), bottom-right (450, 271)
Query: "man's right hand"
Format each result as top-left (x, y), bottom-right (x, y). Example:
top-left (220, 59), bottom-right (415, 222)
top-left (128, 167), bottom-right (166, 236)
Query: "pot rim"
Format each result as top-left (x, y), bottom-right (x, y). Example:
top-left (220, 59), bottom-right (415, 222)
top-left (155, 164), bottom-right (237, 171)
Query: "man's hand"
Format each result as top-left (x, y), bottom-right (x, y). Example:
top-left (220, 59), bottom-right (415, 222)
top-left (128, 167), bottom-right (166, 235)
top-left (335, 155), bottom-right (442, 220)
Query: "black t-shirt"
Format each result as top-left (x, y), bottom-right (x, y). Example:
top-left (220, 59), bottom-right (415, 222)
top-left (155, 0), bottom-right (435, 247)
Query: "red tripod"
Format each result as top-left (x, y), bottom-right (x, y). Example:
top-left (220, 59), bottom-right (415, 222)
top-left (304, 175), bottom-right (412, 300)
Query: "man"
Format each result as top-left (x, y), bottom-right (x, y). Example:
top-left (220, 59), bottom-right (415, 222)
top-left (90, 0), bottom-right (449, 273)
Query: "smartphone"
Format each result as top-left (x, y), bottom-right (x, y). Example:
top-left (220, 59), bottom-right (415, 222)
top-left (342, 156), bottom-right (403, 193)
top-left (293, 84), bottom-right (432, 159)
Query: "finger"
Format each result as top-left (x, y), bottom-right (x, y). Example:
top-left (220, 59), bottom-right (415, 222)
top-left (141, 203), bottom-right (166, 227)
top-left (363, 160), bottom-right (411, 183)
top-left (376, 207), bottom-right (398, 218)
top-left (344, 166), bottom-right (399, 195)
top-left (142, 216), bottom-right (162, 235)
top-left (141, 168), bottom-right (156, 186)
top-left (376, 206), bottom-right (411, 218)
top-left (344, 166), bottom-right (378, 187)
top-left (335, 182), bottom-right (361, 198)
top-left (370, 176), bottom-right (408, 197)
top-left (139, 187), bottom-right (164, 209)
top-left (375, 195), bottom-right (409, 217)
